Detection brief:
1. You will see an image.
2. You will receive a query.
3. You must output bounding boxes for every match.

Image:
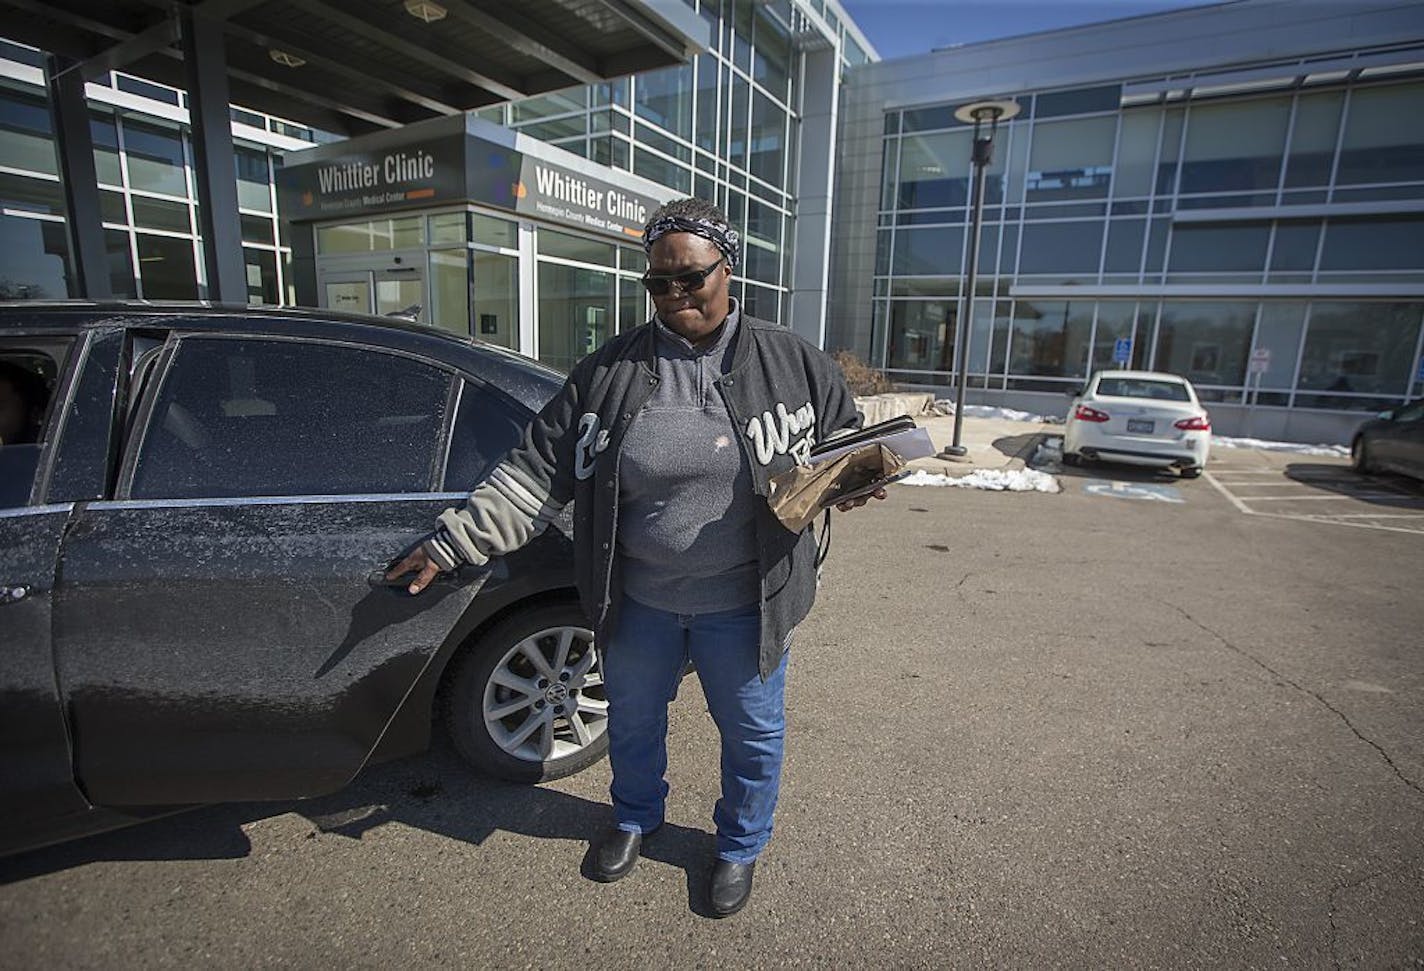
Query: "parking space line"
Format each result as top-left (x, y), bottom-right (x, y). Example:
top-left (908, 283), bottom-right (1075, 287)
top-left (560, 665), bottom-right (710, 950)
top-left (1243, 494), bottom-right (1424, 502)
top-left (1203, 471), bottom-right (1253, 514)
top-left (1327, 513), bottom-right (1424, 519)
top-left (1203, 469), bottom-right (1424, 535)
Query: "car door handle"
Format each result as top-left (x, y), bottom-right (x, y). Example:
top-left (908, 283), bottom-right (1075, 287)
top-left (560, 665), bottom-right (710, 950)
top-left (366, 568), bottom-right (468, 590)
top-left (0, 584), bottom-right (32, 606)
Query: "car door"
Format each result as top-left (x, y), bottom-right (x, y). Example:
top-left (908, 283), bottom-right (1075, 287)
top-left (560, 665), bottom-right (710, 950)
top-left (1388, 401), bottom-right (1424, 479)
top-left (52, 329), bottom-right (486, 806)
top-left (0, 330), bottom-right (93, 847)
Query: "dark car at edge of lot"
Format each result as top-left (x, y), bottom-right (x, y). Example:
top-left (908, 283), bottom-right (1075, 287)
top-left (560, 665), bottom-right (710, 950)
top-left (0, 301), bottom-right (606, 857)
top-left (1351, 399), bottom-right (1424, 483)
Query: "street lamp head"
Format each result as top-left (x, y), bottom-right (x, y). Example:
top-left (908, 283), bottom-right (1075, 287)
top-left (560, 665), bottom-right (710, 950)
top-left (952, 99), bottom-right (1021, 125)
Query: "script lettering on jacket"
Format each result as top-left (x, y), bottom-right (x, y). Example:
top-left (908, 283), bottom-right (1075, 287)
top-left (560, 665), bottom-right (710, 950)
top-left (746, 401), bottom-right (816, 465)
top-left (575, 413), bottom-right (610, 480)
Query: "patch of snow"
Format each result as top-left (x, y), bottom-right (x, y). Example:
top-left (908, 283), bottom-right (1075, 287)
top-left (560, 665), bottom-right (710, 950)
top-left (898, 468), bottom-right (1062, 493)
top-left (1211, 435), bottom-right (1350, 457)
top-left (932, 401), bottom-right (1060, 423)
top-left (1030, 440), bottom-right (1063, 471)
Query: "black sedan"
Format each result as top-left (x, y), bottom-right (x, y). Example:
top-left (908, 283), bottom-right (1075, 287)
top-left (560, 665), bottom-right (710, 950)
top-left (1352, 400), bottom-right (1424, 482)
top-left (0, 301), bottom-right (605, 857)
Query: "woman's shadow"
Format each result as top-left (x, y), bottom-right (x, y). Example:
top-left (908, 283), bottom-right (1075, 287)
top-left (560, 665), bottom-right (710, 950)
top-left (0, 742), bottom-right (722, 916)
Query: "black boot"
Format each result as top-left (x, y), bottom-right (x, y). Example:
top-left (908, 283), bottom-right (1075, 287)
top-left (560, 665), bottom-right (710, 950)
top-left (593, 828), bottom-right (647, 883)
top-left (708, 859), bottom-right (756, 917)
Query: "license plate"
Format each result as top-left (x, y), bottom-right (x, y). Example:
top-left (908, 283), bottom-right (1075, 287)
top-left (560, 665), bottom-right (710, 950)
top-left (1127, 418), bottom-right (1155, 434)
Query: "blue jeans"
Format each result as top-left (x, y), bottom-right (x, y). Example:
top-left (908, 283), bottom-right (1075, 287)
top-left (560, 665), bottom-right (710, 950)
top-left (602, 596), bottom-right (788, 864)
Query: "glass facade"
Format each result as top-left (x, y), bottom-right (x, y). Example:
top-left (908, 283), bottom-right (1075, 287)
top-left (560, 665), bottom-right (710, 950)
top-left (871, 74), bottom-right (1424, 412)
top-left (477, 0), bottom-right (874, 329)
top-left (2, 0), bottom-right (875, 375)
top-left (0, 69), bottom-right (295, 305)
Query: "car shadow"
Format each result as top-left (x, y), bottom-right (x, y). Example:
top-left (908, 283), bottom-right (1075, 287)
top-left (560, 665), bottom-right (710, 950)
top-left (1052, 461), bottom-right (1186, 483)
top-left (0, 744), bottom-right (722, 915)
top-left (1283, 462), bottom-right (1424, 507)
top-left (990, 431), bottom-right (1045, 461)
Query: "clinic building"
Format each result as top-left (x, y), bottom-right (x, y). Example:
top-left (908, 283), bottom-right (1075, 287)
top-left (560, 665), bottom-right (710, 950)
top-left (1, 0), bottom-right (875, 375)
top-left (6, 0), bottom-right (1424, 442)
top-left (829, 0), bottom-right (1424, 442)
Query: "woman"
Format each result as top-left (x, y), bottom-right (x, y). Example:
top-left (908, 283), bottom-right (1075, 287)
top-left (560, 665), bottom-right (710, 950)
top-left (390, 197), bottom-right (881, 917)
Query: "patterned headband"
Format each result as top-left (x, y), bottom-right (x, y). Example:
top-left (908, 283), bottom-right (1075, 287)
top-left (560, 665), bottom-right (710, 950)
top-left (643, 214), bottom-right (741, 269)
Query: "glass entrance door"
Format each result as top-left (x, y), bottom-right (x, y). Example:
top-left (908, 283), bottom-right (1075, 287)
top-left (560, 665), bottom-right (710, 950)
top-left (323, 273), bottom-right (371, 315)
top-left (320, 267), bottom-right (426, 321)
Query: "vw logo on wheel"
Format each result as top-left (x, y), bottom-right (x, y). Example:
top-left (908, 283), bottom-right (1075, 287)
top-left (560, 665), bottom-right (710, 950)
top-left (545, 682), bottom-right (570, 704)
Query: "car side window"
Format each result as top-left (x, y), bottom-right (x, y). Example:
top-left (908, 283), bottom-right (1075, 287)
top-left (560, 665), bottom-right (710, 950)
top-left (442, 379), bottom-right (531, 491)
top-left (1, 337), bottom-right (74, 509)
top-left (1395, 401), bottom-right (1424, 424)
top-left (130, 337), bottom-right (452, 499)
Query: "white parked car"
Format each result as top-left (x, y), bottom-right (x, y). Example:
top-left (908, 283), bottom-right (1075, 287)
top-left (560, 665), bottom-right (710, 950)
top-left (1062, 370), bottom-right (1211, 477)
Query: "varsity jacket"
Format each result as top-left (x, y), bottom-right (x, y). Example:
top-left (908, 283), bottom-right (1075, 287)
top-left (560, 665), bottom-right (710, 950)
top-left (425, 313), bottom-right (862, 679)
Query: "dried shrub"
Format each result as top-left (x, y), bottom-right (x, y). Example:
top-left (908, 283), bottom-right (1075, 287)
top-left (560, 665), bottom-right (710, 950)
top-left (832, 349), bottom-right (895, 396)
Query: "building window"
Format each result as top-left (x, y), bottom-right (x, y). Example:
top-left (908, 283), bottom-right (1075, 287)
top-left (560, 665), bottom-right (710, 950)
top-left (1179, 97), bottom-right (1290, 194)
top-left (1008, 299), bottom-right (1093, 381)
top-left (634, 63), bottom-right (693, 141)
top-left (1167, 223), bottom-right (1270, 276)
top-left (538, 262), bottom-right (614, 373)
top-left (0, 88), bottom-right (57, 176)
top-left (1026, 116), bottom-right (1116, 201)
top-left (1336, 82), bottom-right (1424, 187)
top-left (897, 131), bottom-right (971, 210)
top-left (136, 234), bottom-right (197, 299)
top-left (1152, 301), bottom-right (1256, 395)
top-left (0, 214), bottom-right (70, 300)
top-left (243, 247), bottom-right (278, 304)
top-left (1018, 221), bottom-right (1104, 276)
top-left (473, 252), bottom-right (519, 349)
top-left (1296, 303), bottom-right (1423, 405)
top-left (1284, 91), bottom-right (1343, 188)
top-left (1319, 218), bottom-right (1424, 273)
top-left (235, 146), bottom-right (273, 213)
top-left (123, 118), bottom-right (188, 197)
top-left (886, 300), bottom-right (955, 373)
top-left (892, 225), bottom-right (964, 276)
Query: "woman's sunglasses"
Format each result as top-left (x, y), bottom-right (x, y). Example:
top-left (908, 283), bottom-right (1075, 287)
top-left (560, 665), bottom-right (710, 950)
top-left (640, 256), bottom-right (726, 296)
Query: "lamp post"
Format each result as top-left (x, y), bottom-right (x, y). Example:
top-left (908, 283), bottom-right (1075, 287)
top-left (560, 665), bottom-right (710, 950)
top-left (941, 99), bottom-right (1020, 458)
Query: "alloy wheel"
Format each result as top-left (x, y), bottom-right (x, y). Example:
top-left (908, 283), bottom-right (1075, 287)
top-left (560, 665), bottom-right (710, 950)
top-left (482, 625), bottom-right (607, 763)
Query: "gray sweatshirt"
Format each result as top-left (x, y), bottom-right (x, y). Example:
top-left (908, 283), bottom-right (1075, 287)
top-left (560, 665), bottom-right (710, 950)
top-left (616, 305), bottom-right (761, 613)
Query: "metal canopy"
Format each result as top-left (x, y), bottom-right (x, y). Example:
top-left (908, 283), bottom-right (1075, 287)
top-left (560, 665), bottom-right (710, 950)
top-left (1, 0), bottom-right (709, 136)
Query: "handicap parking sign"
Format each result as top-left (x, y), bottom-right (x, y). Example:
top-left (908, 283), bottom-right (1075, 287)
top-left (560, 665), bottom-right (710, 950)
top-left (1113, 338), bottom-right (1132, 364)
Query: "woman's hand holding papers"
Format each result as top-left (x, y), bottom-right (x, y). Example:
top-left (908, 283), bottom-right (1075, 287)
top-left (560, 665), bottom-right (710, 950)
top-left (835, 487), bottom-right (886, 512)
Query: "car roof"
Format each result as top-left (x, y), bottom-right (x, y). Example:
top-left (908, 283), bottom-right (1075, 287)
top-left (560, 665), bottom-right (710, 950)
top-left (1093, 370), bottom-right (1190, 383)
top-left (0, 300), bottom-right (565, 407)
top-left (1, 300), bottom-right (472, 342)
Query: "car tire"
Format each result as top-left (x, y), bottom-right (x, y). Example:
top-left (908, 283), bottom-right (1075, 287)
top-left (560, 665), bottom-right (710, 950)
top-left (1062, 451), bottom-right (1082, 466)
top-left (443, 601), bottom-right (609, 783)
top-left (1351, 437), bottom-right (1373, 474)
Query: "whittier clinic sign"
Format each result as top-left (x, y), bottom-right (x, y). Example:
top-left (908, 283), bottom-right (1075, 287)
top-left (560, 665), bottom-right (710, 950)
top-left (280, 134), bottom-right (661, 241)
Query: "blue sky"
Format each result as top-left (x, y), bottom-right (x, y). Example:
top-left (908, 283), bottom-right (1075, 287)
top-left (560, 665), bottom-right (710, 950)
top-left (839, 0), bottom-right (1224, 59)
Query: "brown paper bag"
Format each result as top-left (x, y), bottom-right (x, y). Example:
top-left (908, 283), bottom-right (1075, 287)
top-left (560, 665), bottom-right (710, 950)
top-left (766, 443), bottom-right (907, 532)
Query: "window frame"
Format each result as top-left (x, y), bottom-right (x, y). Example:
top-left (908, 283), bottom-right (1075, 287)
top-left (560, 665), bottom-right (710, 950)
top-left (116, 331), bottom-right (462, 502)
top-left (0, 329), bottom-right (81, 509)
top-left (438, 376), bottom-right (536, 492)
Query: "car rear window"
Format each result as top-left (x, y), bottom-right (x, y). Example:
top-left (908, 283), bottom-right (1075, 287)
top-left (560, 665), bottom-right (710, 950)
top-left (131, 336), bottom-right (452, 499)
top-left (1095, 378), bottom-right (1191, 402)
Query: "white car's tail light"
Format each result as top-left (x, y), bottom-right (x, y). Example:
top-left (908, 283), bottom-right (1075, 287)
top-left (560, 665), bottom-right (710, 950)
top-left (1174, 414), bottom-right (1211, 431)
top-left (1074, 404), bottom-right (1111, 423)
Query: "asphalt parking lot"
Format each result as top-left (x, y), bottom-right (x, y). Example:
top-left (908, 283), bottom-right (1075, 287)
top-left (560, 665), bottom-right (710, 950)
top-left (3, 453), bottom-right (1422, 968)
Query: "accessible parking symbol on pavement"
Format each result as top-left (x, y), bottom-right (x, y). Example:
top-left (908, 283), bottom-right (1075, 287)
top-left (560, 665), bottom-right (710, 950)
top-left (1081, 479), bottom-right (1185, 503)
